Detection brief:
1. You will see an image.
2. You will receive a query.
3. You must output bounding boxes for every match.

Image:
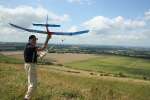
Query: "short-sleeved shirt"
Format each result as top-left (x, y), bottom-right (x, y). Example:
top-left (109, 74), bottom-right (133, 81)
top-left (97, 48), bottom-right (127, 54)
top-left (24, 43), bottom-right (38, 63)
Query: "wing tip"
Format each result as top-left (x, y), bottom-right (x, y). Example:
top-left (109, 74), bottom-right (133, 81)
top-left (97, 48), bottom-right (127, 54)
top-left (9, 23), bottom-right (13, 25)
top-left (85, 30), bottom-right (90, 33)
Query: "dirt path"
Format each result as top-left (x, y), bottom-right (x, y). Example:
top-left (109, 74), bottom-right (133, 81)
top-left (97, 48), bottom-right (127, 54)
top-left (40, 65), bottom-right (150, 85)
top-left (1, 62), bottom-right (150, 85)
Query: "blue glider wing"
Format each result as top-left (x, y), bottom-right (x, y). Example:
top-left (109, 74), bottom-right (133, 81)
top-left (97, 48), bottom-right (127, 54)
top-left (9, 23), bottom-right (47, 34)
top-left (9, 23), bottom-right (89, 36)
top-left (52, 30), bottom-right (89, 36)
top-left (33, 23), bottom-right (61, 27)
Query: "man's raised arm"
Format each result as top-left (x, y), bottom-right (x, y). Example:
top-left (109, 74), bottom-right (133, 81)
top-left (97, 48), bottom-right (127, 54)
top-left (37, 35), bottom-right (51, 51)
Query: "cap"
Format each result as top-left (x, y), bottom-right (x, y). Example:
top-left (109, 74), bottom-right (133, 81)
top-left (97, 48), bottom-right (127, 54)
top-left (29, 35), bottom-right (38, 40)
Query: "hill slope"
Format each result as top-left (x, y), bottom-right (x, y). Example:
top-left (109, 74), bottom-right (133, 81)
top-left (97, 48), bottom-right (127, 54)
top-left (1, 63), bottom-right (150, 100)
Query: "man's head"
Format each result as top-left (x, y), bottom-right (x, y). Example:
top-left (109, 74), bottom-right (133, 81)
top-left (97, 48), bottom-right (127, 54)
top-left (29, 35), bottom-right (38, 46)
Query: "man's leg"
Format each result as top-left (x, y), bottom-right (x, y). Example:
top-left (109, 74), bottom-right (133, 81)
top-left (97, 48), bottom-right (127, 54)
top-left (24, 63), bottom-right (37, 100)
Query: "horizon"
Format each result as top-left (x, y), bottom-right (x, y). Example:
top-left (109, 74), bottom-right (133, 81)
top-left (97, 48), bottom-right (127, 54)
top-left (0, 41), bottom-right (150, 49)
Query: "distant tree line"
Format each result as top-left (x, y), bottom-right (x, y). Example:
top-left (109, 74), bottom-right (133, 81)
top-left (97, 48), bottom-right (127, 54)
top-left (0, 42), bottom-right (150, 59)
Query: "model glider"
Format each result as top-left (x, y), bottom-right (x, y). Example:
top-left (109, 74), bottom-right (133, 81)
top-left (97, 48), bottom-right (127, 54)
top-left (9, 23), bottom-right (89, 36)
top-left (9, 16), bottom-right (89, 44)
top-left (9, 16), bottom-right (89, 36)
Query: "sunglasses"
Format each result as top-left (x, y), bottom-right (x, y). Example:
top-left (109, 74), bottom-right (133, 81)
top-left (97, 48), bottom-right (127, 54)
top-left (32, 38), bottom-right (38, 41)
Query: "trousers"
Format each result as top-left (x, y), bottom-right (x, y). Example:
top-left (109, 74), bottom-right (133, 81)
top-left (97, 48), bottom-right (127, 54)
top-left (24, 63), bottom-right (37, 99)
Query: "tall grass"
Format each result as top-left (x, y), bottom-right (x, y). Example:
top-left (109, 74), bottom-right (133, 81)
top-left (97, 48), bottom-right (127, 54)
top-left (0, 63), bottom-right (150, 100)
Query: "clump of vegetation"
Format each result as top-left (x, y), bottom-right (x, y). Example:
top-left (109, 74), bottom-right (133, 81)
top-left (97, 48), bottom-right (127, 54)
top-left (56, 63), bottom-right (64, 66)
top-left (143, 76), bottom-right (149, 80)
top-left (61, 89), bottom-right (83, 99)
top-left (90, 72), bottom-right (95, 75)
top-left (117, 72), bottom-right (127, 77)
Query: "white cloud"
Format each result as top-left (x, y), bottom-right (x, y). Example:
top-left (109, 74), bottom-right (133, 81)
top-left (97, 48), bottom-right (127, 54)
top-left (67, 0), bottom-right (93, 5)
top-left (59, 10), bottom-right (150, 47)
top-left (84, 16), bottom-right (111, 31)
top-left (84, 16), bottom-right (145, 34)
top-left (82, 14), bottom-right (150, 47)
top-left (67, 26), bottom-right (78, 32)
top-left (0, 5), bottom-right (69, 26)
top-left (0, 5), bottom-right (69, 42)
top-left (144, 9), bottom-right (150, 20)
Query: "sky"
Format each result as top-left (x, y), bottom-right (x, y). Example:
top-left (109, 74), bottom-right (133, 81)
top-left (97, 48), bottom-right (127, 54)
top-left (0, 0), bottom-right (150, 47)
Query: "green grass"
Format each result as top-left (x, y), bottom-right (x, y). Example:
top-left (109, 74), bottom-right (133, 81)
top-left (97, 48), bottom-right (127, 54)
top-left (65, 54), bottom-right (150, 79)
top-left (0, 54), bottom-right (23, 64)
top-left (1, 63), bottom-right (150, 100)
top-left (1, 54), bottom-right (150, 99)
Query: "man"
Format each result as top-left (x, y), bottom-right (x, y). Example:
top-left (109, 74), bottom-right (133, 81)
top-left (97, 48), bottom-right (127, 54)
top-left (24, 35), bottom-right (51, 100)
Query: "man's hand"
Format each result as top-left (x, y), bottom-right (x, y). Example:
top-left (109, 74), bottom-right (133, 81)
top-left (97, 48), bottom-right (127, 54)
top-left (43, 44), bottom-right (48, 49)
top-left (48, 34), bottom-right (52, 38)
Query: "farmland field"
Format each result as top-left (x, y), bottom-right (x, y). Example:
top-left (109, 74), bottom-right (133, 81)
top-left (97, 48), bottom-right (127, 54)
top-left (64, 54), bottom-right (150, 79)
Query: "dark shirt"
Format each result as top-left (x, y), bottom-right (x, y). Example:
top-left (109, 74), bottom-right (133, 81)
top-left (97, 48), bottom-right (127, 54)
top-left (24, 43), bottom-right (38, 63)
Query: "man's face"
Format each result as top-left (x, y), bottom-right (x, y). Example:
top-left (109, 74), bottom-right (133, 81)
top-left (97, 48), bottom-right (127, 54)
top-left (30, 38), bottom-right (37, 46)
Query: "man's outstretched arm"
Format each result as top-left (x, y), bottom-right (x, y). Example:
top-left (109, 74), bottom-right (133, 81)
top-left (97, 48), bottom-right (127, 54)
top-left (37, 35), bottom-right (51, 51)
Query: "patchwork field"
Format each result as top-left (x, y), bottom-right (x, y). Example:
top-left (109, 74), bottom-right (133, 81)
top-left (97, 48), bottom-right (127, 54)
top-left (0, 51), bottom-right (150, 100)
top-left (64, 55), bottom-right (150, 80)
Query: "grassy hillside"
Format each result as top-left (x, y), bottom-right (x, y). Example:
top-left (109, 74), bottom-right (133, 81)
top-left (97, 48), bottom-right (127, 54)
top-left (64, 54), bottom-right (150, 79)
top-left (1, 53), bottom-right (150, 100)
top-left (2, 53), bottom-right (150, 80)
top-left (0, 63), bottom-right (150, 100)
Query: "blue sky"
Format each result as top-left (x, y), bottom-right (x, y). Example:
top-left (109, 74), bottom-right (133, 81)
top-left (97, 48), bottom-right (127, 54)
top-left (1, 0), bottom-right (150, 22)
top-left (0, 0), bottom-right (150, 47)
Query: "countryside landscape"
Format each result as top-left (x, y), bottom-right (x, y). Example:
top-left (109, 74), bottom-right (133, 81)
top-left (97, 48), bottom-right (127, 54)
top-left (1, 0), bottom-right (150, 100)
top-left (0, 42), bottom-right (150, 100)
